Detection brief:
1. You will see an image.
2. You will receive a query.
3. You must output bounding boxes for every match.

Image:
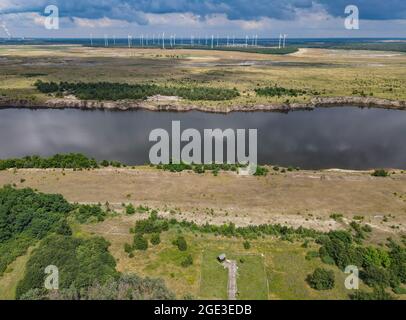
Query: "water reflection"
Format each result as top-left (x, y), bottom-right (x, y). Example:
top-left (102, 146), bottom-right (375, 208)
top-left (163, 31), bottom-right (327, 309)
top-left (0, 107), bottom-right (405, 169)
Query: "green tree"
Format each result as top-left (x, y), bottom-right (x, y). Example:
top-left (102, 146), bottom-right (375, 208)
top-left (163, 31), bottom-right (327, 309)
top-left (150, 233), bottom-right (161, 246)
top-left (307, 268), bottom-right (335, 290)
top-left (173, 236), bottom-right (187, 251)
top-left (133, 234), bottom-right (148, 251)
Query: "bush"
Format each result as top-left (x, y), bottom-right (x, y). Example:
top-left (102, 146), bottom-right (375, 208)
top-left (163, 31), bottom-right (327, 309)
top-left (372, 169), bottom-right (389, 177)
top-left (124, 243), bottom-right (133, 254)
top-left (75, 204), bottom-right (106, 223)
top-left (150, 233), bottom-right (161, 246)
top-left (243, 241), bottom-right (251, 250)
top-left (126, 204), bottom-right (135, 215)
top-left (181, 255), bottom-right (193, 268)
top-left (56, 219), bottom-right (72, 236)
top-left (255, 86), bottom-right (307, 97)
top-left (305, 251), bottom-right (319, 260)
top-left (350, 287), bottom-right (397, 300)
top-left (133, 235), bottom-right (148, 251)
top-left (307, 268), bottom-right (335, 290)
top-left (360, 265), bottom-right (391, 287)
top-left (173, 236), bottom-right (187, 251)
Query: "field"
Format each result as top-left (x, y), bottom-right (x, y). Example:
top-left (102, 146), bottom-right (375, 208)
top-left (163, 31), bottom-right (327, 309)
top-left (0, 247), bottom-right (34, 299)
top-left (199, 250), bottom-right (268, 300)
top-left (0, 166), bottom-right (404, 299)
top-left (0, 167), bottom-right (404, 237)
top-left (81, 215), bottom-right (364, 300)
top-left (0, 45), bottom-right (406, 112)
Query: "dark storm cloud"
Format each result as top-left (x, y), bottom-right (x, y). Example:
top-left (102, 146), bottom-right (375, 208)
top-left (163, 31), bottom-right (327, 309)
top-left (1, 0), bottom-right (405, 22)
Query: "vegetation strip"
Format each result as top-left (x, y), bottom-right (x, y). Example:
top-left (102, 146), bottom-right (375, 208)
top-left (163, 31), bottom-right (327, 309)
top-left (35, 81), bottom-right (240, 101)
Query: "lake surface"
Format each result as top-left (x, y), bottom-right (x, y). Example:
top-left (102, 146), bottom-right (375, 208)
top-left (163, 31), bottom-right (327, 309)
top-left (0, 107), bottom-right (405, 169)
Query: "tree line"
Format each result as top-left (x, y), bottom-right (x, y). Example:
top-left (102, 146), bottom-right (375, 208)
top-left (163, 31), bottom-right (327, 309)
top-left (35, 80), bottom-right (240, 101)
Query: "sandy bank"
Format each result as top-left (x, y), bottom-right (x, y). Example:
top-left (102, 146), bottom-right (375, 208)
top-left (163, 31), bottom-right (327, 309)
top-left (0, 96), bottom-right (405, 113)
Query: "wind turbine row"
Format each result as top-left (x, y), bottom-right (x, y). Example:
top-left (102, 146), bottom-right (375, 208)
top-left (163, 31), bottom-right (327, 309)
top-left (88, 34), bottom-right (288, 50)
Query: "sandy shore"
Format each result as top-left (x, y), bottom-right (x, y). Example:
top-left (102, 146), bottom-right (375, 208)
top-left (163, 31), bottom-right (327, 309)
top-left (1, 96), bottom-right (406, 113)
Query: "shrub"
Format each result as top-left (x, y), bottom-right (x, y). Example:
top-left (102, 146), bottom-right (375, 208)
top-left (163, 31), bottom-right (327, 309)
top-left (124, 243), bottom-right (133, 254)
top-left (254, 166), bottom-right (269, 176)
top-left (360, 265), bottom-right (391, 287)
top-left (75, 204), bottom-right (106, 223)
top-left (307, 268), bottom-right (335, 290)
top-left (243, 241), bottom-right (251, 250)
top-left (126, 204), bottom-right (135, 215)
top-left (350, 287), bottom-right (396, 300)
top-left (329, 213), bottom-right (343, 222)
top-left (181, 255), bottom-right (193, 268)
top-left (100, 160), bottom-right (110, 167)
top-left (305, 251), bottom-right (319, 260)
top-left (372, 169), bottom-right (389, 177)
top-left (133, 235), bottom-right (148, 251)
top-left (173, 236), bottom-right (187, 251)
top-left (255, 86), bottom-right (307, 97)
top-left (150, 233), bottom-right (161, 246)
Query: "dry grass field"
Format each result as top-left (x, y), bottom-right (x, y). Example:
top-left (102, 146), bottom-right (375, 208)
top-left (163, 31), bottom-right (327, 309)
top-left (1, 45), bottom-right (406, 111)
top-left (0, 167), bottom-right (405, 237)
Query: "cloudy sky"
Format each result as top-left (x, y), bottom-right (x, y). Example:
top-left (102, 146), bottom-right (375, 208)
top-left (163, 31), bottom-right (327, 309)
top-left (0, 0), bottom-right (405, 38)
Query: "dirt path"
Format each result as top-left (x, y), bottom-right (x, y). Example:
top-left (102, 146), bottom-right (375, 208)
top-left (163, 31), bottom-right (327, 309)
top-left (223, 260), bottom-right (238, 300)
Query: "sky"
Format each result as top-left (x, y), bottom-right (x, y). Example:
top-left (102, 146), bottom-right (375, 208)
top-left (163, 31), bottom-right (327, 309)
top-left (0, 0), bottom-right (405, 39)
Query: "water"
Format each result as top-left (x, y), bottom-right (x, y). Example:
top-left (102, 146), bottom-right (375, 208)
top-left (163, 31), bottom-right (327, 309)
top-left (0, 106), bottom-right (405, 170)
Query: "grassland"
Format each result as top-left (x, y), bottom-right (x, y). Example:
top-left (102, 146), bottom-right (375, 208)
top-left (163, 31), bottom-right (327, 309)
top-left (0, 247), bottom-right (34, 299)
top-left (82, 217), bottom-right (367, 300)
top-left (0, 45), bottom-right (405, 112)
top-left (1, 167), bottom-right (404, 237)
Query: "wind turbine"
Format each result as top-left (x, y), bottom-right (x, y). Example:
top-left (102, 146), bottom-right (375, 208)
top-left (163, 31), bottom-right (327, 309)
top-left (90, 34), bottom-right (93, 46)
top-left (128, 35), bottom-right (132, 48)
top-left (0, 18), bottom-right (11, 40)
top-left (278, 34), bottom-right (282, 49)
top-left (162, 32), bottom-right (165, 49)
